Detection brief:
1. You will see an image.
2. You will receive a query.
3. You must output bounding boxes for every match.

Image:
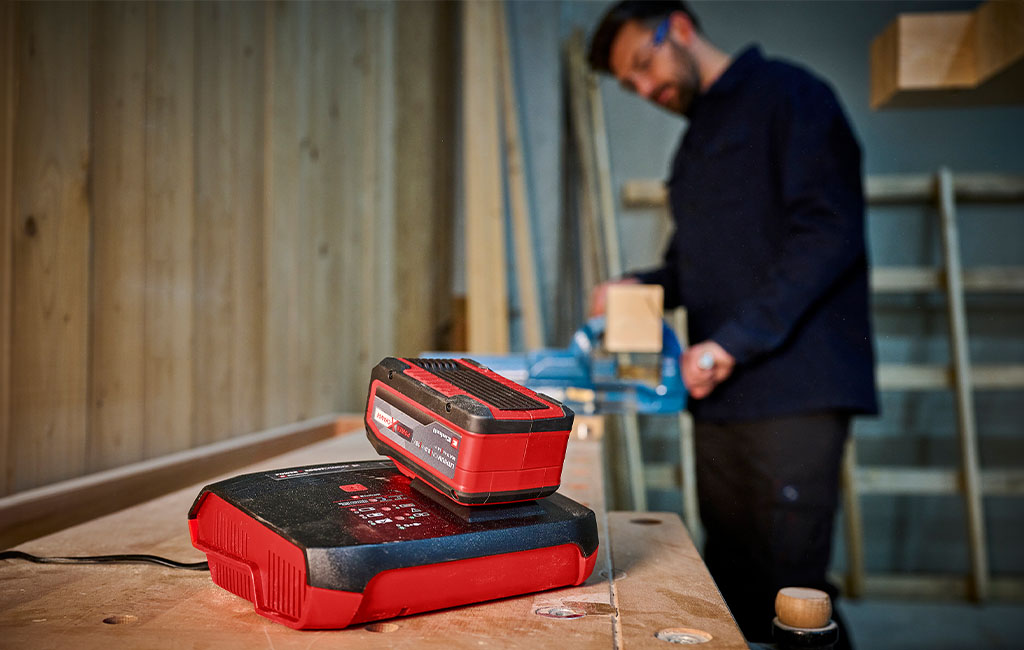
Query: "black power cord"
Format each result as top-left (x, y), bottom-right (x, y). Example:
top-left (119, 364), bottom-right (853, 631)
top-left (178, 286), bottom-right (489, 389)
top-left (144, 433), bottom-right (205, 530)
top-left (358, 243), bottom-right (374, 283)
top-left (0, 549), bottom-right (209, 571)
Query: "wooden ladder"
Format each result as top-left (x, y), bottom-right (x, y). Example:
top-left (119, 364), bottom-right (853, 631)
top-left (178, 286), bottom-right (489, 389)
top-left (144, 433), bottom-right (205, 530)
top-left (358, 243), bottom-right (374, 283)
top-left (842, 168), bottom-right (1024, 601)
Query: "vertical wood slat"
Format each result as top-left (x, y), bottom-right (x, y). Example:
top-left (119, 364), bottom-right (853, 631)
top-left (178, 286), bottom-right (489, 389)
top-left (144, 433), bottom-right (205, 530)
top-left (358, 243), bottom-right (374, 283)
top-left (88, 2), bottom-right (147, 473)
top-left (230, 5), bottom-right (266, 441)
top-left (362, 3), bottom-right (397, 382)
top-left (193, 2), bottom-right (233, 447)
top-left (308, 2), bottom-right (344, 416)
top-left (0, 0), bottom-right (16, 494)
top-left (462, 1), bottom-right (509, 354)
top-left (938, 167), bottom-right (989, 601)
top-left (144, 1), bottom-right (195, 459)
top-left (264, 1), bottom-right (313, 427)
top-left (496, 1), bottom-right (544, 351)
top-left (329, 5), bottom-right (362, 411)
top-left (10, 2), bottom-right (93, 491)
top-left (394, 1), bottom-right (456, 359)
top-left (193, 3), bottom-right (265, 446)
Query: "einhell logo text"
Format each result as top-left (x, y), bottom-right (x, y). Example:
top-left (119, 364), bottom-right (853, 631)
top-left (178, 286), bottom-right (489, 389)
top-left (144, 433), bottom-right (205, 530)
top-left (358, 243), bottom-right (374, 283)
top-left (374, 408), bottom-right (394, 429)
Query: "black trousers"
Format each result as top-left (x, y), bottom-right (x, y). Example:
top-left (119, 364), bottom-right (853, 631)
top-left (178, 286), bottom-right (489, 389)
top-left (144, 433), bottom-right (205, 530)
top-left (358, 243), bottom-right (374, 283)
top-left (694, 412), bottom-right (853, 649)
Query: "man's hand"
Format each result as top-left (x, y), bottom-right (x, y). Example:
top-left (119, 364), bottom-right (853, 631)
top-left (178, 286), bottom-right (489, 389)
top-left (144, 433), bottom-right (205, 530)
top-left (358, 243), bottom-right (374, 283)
top-left (588, 277), bottom-right (640, 317)
top-left (682, 340), bottom-right (735, 399)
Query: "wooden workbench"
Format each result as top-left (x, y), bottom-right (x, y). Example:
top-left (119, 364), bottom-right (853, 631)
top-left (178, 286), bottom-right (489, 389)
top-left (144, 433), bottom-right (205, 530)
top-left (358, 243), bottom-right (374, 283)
top-left (0, 418), bottom-right (745, 649)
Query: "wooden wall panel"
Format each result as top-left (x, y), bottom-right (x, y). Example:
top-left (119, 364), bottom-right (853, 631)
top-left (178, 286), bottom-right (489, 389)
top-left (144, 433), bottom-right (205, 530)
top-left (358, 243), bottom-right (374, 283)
top-left (395, 1), bottom-right (456, 358)
top-left (357, 3), bottom-right (397, 406)
top-left (0, 1), bottom-right (16, 493)
top-left (308, 3), bottom-right (346, 415)
top-left (143, 2), bottom-right (195, 459)
top-left (88, 2), bottom-right (147, 472)
top-left (2, 1), bottom-right (457, 496)
top-left (264, 1), bottom-right (314, 425)
top-left (193, 3), bottom-right (266, 446)
top-left (10, 2), bottom-right (93, 491)
top-left (331, 7), bottom-right (368, 412)
top-left (227, 5), bottom-right (266, 440)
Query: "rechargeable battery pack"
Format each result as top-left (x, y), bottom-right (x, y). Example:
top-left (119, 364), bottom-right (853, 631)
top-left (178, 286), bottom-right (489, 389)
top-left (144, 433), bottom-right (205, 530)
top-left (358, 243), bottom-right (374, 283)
top-left (188, 461), bottom-right (599, 629)
top-left (365, 357), bottom-right (575, 505)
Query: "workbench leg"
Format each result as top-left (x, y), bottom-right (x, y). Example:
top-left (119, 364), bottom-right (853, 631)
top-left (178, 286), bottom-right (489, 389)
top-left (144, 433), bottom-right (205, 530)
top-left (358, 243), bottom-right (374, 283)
top-left (678, 411), bottom-right (703, 549)
top-left (840, 435), bottom-right (864, 598)
top-left (621, 410), bottom-right (647, 511)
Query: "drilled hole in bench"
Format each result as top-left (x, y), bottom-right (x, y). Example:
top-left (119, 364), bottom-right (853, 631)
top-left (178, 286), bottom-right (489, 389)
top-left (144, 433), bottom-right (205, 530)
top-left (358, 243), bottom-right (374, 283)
top-left (102, 615), bottom-right (138, 625)
top-left (366, 622), bottom-right (400, 633)
top-left (655, 627), bottom-right (712, 644)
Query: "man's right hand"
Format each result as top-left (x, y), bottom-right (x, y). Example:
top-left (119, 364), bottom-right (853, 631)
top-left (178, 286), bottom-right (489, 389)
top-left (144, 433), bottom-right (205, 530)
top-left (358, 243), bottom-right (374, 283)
top-left (588, 277), bottom-right (640, 317)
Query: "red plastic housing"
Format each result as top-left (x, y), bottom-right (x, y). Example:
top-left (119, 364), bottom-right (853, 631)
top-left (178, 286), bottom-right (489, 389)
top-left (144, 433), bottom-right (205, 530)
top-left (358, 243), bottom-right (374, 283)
top-left (189, 492), bottom-right (597, 630)
top-left (365, 358), bottom-right (575, 505)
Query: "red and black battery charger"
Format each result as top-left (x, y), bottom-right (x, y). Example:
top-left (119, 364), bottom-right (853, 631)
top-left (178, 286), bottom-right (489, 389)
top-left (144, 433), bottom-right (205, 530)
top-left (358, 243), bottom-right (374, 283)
top-left (188, 460), bottom-right (598, 629)
top-left (365, 357), bottom-right (575, 505)
top-left (188, 357), bottom-right (597, 629)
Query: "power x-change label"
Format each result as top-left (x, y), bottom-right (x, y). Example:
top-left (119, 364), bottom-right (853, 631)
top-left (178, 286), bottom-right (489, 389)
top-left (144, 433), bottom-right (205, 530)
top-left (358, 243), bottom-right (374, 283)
top-left (371, 393), bottom-right (461, 479)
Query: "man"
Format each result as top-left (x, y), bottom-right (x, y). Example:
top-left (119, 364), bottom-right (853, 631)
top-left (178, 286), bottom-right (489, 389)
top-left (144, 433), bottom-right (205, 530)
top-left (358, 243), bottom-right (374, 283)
top-left (587, 2), bottom-right (878, 647)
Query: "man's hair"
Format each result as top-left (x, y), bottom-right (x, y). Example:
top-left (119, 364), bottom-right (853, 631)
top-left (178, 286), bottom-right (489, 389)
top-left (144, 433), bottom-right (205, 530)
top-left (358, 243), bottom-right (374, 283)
top-left (587, 0), bottom-right (701, 74)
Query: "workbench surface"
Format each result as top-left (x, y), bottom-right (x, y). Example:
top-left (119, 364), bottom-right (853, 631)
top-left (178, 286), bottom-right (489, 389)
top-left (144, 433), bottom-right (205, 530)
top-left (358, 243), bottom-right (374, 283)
top-left (1, 423), bottom-right (745, 649)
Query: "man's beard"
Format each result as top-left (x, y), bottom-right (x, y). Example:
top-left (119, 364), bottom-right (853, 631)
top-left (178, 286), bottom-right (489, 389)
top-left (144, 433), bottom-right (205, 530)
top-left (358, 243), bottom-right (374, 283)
top-left (659, 41), bottom-right (701, 115)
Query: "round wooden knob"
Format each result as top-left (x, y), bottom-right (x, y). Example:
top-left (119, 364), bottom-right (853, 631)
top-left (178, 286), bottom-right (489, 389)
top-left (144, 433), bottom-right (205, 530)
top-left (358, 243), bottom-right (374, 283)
top-left (775, 587), bottom-right (831, 629)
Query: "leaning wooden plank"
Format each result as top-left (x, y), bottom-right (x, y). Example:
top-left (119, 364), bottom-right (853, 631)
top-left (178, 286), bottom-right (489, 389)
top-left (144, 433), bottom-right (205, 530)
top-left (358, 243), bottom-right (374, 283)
top-left (10, 3), bottom-right (92, 492)
top-left (566, 30), bottom-right (605, 292)
top-left (589, 53), bottom-right (621, 279)
top-left (938, 167), bottom-right (988, 601)
top-left (0, 414), bottom-right (360, 549)
top-left (497, 1), bottom-right (544, 350)
top-left (463, 1), bottom-right (509, 354)
top-left (608, 511), bottom-right (747, 649)
top-left (89, 2), bottom-right (148, 473)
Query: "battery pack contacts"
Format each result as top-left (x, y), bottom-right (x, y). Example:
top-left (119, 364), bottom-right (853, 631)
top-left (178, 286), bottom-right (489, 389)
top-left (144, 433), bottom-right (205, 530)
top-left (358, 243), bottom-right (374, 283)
top-left (364, 357), bottom-right (575, 505)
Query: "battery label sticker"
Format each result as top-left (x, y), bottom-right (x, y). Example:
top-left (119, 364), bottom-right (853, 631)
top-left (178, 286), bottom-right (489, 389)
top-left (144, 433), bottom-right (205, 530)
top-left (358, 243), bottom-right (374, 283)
top-left (372, 395), bottom-right (461, 479)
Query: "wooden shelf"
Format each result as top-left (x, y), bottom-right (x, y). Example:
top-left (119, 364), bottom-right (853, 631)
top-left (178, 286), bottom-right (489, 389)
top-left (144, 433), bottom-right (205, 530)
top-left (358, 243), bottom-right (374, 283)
top-left (870, 0), bottom-right (1024, 109)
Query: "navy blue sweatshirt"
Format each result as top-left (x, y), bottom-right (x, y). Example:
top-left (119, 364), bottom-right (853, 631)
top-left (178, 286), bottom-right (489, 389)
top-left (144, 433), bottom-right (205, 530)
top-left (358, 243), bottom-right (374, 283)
top-left (634, 46), bottom-right (878, 421)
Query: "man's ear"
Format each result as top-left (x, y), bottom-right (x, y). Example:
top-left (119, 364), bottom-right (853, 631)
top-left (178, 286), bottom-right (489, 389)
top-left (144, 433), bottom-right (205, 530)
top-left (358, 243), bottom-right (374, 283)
top-left (667, 11), bottom-right (696, 45)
